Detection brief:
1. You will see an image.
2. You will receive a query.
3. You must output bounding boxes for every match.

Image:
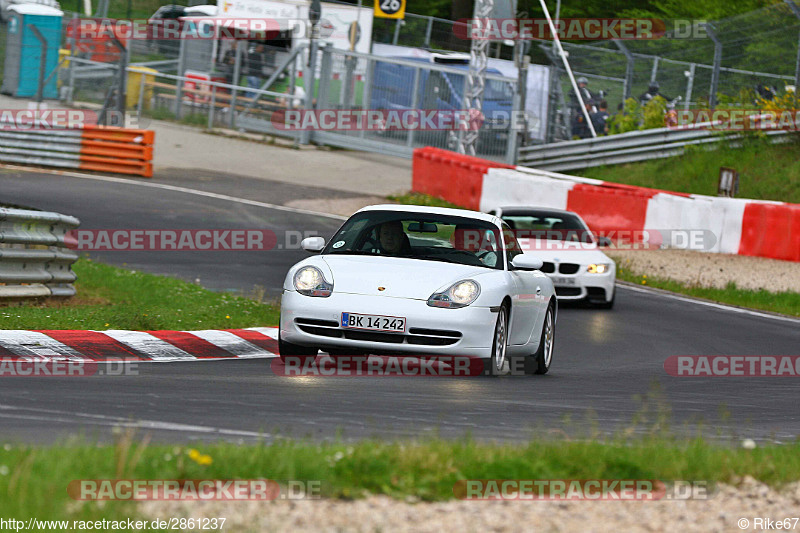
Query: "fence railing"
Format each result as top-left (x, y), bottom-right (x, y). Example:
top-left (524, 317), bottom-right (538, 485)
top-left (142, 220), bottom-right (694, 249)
top-left (517, 126), bottom-right (796, 171)
top-left (0, 208), bottom-right (80, 300)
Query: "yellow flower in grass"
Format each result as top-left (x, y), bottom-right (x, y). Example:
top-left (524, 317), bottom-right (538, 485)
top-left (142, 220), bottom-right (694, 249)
top-left (188, 448), bottom-right (213, 466)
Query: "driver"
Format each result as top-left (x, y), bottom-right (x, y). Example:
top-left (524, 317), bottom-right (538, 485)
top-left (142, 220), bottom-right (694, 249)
top-left (377, 221), bottom-right (410, 255)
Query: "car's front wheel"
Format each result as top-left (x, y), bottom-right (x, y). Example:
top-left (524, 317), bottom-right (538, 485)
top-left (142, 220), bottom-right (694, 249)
top-left (528, 303), bottom-right (555, 375)
top-left (486, 304), bottom-right (511, 376)
top-left (278, 334), bottom-right (318, 365)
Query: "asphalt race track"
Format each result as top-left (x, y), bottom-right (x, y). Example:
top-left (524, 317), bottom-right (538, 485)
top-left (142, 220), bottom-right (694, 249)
top-left (1, 170), bottom-right (799, 444)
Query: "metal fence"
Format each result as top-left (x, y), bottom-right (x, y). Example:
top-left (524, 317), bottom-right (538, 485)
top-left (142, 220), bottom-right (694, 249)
top-left (518, 126), bottom-right (796, 172)
top-left (0, 207), bottom-right (80, 300)
top-left (384, 3), bottom-right (800, 144)
top-left (3, 3), bottom-right (797, 165)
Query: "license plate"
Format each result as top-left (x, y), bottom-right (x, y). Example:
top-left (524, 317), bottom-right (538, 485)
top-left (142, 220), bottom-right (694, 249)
top-left (550, 276), bottom-right (577, 286)
top-left (341, 313), bottom-right (406, 332)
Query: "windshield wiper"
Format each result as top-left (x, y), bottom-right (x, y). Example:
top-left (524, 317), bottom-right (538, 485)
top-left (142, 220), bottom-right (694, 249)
top-left (326, 250), bottom-right (378, 256)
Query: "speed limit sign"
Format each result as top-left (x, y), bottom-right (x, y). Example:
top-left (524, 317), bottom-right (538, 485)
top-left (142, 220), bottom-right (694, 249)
top-left (374, 0), bottom-right (406, 19)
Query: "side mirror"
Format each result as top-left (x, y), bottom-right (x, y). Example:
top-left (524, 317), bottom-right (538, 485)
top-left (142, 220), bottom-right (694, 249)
top-left (301, 236), bottom-right (326, 252)
top-left (597, 236), bottom-right (612, 247)
top-left (511, 254), bottom-right (543, 271)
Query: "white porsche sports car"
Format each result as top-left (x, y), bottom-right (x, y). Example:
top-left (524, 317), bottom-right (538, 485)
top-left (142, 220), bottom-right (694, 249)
top-left (279, 205), bottom-right (557, 376)
top-left (491, 207), bottom-right (616, 308)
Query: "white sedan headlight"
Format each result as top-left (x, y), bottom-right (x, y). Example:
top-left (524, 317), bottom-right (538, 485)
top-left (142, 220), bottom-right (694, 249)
top-left (293, 266), bottom-right (333, 297)
top-left (427, 280), bottom-right (480, 309)
top-left (587, 263), bottom-right (610, 274)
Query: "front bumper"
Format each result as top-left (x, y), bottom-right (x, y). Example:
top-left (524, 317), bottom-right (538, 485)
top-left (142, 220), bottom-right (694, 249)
top-left (280, 290), bottom-right (498, 358)
top-left (547, 271), bottom-right (616, 301)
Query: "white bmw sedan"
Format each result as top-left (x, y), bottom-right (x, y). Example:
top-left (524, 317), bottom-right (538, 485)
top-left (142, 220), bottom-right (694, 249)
top-left (491, 207), bottom-right (616, 308)
top-left (279, 205), bottom-right (557, 376)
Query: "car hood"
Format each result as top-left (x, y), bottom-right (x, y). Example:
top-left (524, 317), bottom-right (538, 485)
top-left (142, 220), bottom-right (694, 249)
top-left (517, 240), bottom-right (612, 265)
top-left (321, 255), bottom-right (488, 300)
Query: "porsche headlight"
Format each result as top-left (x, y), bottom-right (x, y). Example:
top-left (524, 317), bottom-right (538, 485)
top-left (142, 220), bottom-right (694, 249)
top-left (427, 280), bottom-right (480, 309)
top-left (293, 266), bottom-right (333, 297)
top-left (587, 263), bottom-right (609, 274)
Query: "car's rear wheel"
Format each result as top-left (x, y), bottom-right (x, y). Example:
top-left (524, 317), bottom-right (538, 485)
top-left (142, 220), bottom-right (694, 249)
top-left (529, 304), bottom-right (555, 375)
top-left (278, 334), bottom-right (318, 366)
top-left (486, 304), bottom-right (510, 376)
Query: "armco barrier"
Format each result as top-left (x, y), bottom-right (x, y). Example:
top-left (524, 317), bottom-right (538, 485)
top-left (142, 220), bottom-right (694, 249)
top-left (0, 207), bottom-right (80, 300)
top-left (412, 147), bottom-right (800, 262)
top-left (0, 126), bottom-right (154, 177)
top-left (412, 147), bottom-right (513, 210)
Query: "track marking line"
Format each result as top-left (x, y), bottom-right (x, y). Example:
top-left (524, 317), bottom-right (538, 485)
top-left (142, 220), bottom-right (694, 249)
top-left (0, 404), bottom-right (271, 439)
top-left (617, 283), bottom-right (800, 324)
top-left (0, 164), bottom-right (347, 220)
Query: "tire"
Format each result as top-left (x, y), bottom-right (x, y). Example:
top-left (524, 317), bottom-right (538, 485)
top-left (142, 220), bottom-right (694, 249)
top-left (278, 333), bottom-right (317, 365)
top-left (485, 304), bottom-right (511, 376)
top-left (528, 303), bottom-right (555, 375)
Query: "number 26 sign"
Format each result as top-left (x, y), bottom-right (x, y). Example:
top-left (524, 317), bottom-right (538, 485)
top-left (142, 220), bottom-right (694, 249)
top-left (374, 0), bottom-right (406, 19)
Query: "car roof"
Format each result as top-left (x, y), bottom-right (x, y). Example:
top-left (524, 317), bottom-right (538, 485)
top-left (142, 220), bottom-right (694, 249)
top-left (183, 5), bottom-right (217, 16)
top-left (497, 206), bottom-right (578, 217)
top-left (357, 204), bottom-right (501, 225)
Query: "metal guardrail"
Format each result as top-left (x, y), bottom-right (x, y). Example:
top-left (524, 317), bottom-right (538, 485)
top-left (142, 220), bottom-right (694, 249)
top-left (0, 126), bottom-right (155, 177)
top-left (518, 126), bottom-right (796, 171)
top-left (0, 208), bottom-right (80, 300)
top-left (0, 129), bottom-right (86, 170)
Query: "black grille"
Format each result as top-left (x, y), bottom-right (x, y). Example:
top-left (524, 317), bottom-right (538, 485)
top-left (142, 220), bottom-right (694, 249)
top-left (296, 318), bottom-right (342, 338)
top-left (555, 287), bottom-right (582, 297)
top-left (344, 331), bottom-right (404, 343)
top-left (559, 263), bottom-right (580, 274)
top-left (296, 318), bottom-right (339, 327)
top-left (540, 262), bottom-right (555, 273)
top-left (408, 328), bottom-right (461, 338)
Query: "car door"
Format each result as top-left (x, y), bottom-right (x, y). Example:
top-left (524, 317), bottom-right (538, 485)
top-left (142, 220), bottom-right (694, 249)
top-left (503, 224), bottom-right (547, 346)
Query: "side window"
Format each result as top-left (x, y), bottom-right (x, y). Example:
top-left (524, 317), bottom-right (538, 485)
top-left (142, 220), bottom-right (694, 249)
top-left (502, 223), bottom-right (522, 268)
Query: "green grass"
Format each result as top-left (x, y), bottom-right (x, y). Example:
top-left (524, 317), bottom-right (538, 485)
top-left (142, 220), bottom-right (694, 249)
top-left (614, 261), bottom-right (800, 317)
top-left (579, 138), bottom-right (800, 204)
top-left (2, 433), bottom-right (800, 522)
top-left (0, 258), bottom-right (279, 330)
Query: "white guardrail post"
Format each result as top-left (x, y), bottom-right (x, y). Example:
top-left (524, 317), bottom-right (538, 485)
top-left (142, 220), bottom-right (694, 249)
top-left (0, 207), bottom-right (80, 300)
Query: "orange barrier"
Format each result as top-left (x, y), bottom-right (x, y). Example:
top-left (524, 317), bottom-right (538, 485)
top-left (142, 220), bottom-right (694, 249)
top-left (79, 127), bottom-right (154, 178)
top-left (739, 203), bottom-right (800, 262)
top-left (412, 147), bottom-right (512, 210)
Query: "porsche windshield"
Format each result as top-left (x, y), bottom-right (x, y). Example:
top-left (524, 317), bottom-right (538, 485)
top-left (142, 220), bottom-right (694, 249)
top-left (323, 211), bottom-right (505, 269)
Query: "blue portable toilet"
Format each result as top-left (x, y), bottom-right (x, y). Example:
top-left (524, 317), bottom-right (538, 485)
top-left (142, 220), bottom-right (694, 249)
top-left (1, 4), bottom-right (63, 99)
